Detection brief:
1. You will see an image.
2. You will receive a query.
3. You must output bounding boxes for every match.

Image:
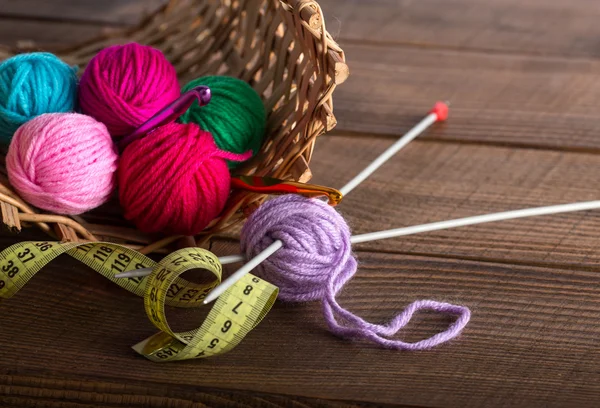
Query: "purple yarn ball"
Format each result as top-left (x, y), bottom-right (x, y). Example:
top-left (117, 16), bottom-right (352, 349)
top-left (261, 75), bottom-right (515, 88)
top-left (240, 194), bottom-right (355, 303)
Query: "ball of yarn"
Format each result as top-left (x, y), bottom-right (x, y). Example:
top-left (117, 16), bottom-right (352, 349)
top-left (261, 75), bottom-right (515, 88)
top-left (241, 194), bottom-right (472, 350)
top-left (79, 43), bottom-right (180, 137)
top-left (0, 53), bottom-right (78, 143)
top-left (119, 122), bottom-right (250, 235)
top-left (7, 113), bottom-right (119, 215)
top-left (179, 76), bottom-right (266, 169)
top-left (241, 194), bottom-right (356, 302)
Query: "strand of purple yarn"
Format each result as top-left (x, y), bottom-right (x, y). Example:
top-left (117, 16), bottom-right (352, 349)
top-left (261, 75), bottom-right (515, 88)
top-left (240, 194), bottom-right (471, 350)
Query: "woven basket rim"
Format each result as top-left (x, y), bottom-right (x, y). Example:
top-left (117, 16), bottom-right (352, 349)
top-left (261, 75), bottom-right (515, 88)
top-left (0, 0), bottom-right (348, 254)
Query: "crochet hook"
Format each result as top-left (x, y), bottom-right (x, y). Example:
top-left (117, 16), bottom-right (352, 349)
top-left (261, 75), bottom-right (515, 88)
top-left (231, 176), bottom-right (343, 206)
top-left (119, 85), bottom-right (211, 150)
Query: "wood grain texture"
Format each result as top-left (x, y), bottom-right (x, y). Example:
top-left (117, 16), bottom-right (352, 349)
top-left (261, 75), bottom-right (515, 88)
top-left (331, 42), bottom-right (600, 150)
top-left (318, 0), bottom-right (600, 58)
top-left (305, 136), bottom-right (600, 269)
top-left (1, 0), bottom-right (600, 406)
top-left (0, 374), bottom-right (388, 408)
top-left (0, 18), bottom-right (118, 49)
top-left (0, 0), bottom-right (165, 48)
top-left (1, 231), bottom-right (600, 407)
top-left (0, 0), bottom-right (165, 24)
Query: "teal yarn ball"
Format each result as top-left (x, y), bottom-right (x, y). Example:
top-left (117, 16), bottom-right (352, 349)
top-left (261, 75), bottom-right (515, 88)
top-left (179, 76), bottom-right (266, 169)
top-left (0, 52), bottom-right (78, 143)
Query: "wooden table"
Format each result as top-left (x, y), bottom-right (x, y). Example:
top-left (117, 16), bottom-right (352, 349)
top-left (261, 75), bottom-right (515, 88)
top-left (2, 1), bottom-right (600, 406)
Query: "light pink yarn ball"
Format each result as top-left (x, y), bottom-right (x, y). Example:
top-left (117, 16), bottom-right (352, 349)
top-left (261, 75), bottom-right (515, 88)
top-left (7, 113), bottom-right (119, 215)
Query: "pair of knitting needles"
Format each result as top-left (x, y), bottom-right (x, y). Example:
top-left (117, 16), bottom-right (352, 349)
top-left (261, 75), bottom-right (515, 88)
top-left (117, 101), bottom-right (600, 305)
top-left (116, 102), bottom-right (448, 282)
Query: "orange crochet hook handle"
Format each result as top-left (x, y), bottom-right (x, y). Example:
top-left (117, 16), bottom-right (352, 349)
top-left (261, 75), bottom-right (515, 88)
top-left (231, 176), bottom-right (343, 206)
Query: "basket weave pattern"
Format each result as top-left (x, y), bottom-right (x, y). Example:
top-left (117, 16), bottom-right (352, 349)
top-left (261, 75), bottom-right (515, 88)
top-left (0, 0), bottom-right (347, 253)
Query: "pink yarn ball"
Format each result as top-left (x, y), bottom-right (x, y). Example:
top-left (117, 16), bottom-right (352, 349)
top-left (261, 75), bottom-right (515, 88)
top-left (118, 122), bottom-right (246, 236)
top-left (79, 43), bottom-right (180, 137)
top-left (7, 113), bottom-right (119, 215)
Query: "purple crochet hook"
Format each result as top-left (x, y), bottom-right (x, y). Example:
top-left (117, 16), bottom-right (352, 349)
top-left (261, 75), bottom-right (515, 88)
top-left (119, 85), bottom-right (211, 150)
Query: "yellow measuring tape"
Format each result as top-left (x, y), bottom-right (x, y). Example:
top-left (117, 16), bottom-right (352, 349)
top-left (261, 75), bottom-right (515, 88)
top-left (0, 241), bottom-right (278, 362)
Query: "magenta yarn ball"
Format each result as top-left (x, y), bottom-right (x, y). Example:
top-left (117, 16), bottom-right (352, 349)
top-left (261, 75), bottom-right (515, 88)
top-left (7, 113), bottom-right (119, 215)
top-left (79, 43), bottom-right (180, 137)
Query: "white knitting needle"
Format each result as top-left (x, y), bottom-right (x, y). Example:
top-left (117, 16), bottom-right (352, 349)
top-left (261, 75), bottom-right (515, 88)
top-left (205, 199), bottom-right (600, 303)
top-left (339, 102), bottom-right (447, 196)
top-left (117, 199), bottom-right (600, 286)
top-left (116, 102), bottom-right (449, 292)
top-left (348, 200), bottom-right (600, 243)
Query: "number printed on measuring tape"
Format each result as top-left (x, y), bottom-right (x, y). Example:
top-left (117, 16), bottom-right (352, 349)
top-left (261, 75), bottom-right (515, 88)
top-left (0, 241), bottom-right (278, 362)
top-left (133, 248), bottom-right (278, 361)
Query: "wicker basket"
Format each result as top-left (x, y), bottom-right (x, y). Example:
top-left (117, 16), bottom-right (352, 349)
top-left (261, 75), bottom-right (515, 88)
top-left (0, 0), bottom-right (348, 253)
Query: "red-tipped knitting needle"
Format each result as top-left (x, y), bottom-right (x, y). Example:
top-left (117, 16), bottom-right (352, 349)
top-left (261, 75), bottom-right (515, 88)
top-left (116, 102), bottom-right (450, 299)
top-left (339, 101), bottom-right (448, 196)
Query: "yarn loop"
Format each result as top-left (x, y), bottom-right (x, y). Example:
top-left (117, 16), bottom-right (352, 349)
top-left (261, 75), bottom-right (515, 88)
top-left (241, 195), bottom-right (471, 350)
top-left (0, 53), bottom-right (78, 143)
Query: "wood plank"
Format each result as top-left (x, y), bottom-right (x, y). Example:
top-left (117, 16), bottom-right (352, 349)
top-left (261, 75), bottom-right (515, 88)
top-left (0, 0), bottom-right (165, 25)
top-left (306, 136), bottom-right (600, 269)
top-left (5, 0), bottom-right (600, 59)
top-left (0, 374), bottom-right (388, 408)
top-left (0, 18), bottom-right (117, 49)
top-left (331, 42), bottom-right (600, 150)
top-left (1, 232), bottom-right (600, 407)
top-left (319, 0), bottom-right (600, 58)
top-left (0, 0), bottom-right (164, 49)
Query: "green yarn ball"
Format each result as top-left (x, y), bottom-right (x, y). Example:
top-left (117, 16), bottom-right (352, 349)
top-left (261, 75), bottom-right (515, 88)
top-left (179, 76), bottom-right (266, 169)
